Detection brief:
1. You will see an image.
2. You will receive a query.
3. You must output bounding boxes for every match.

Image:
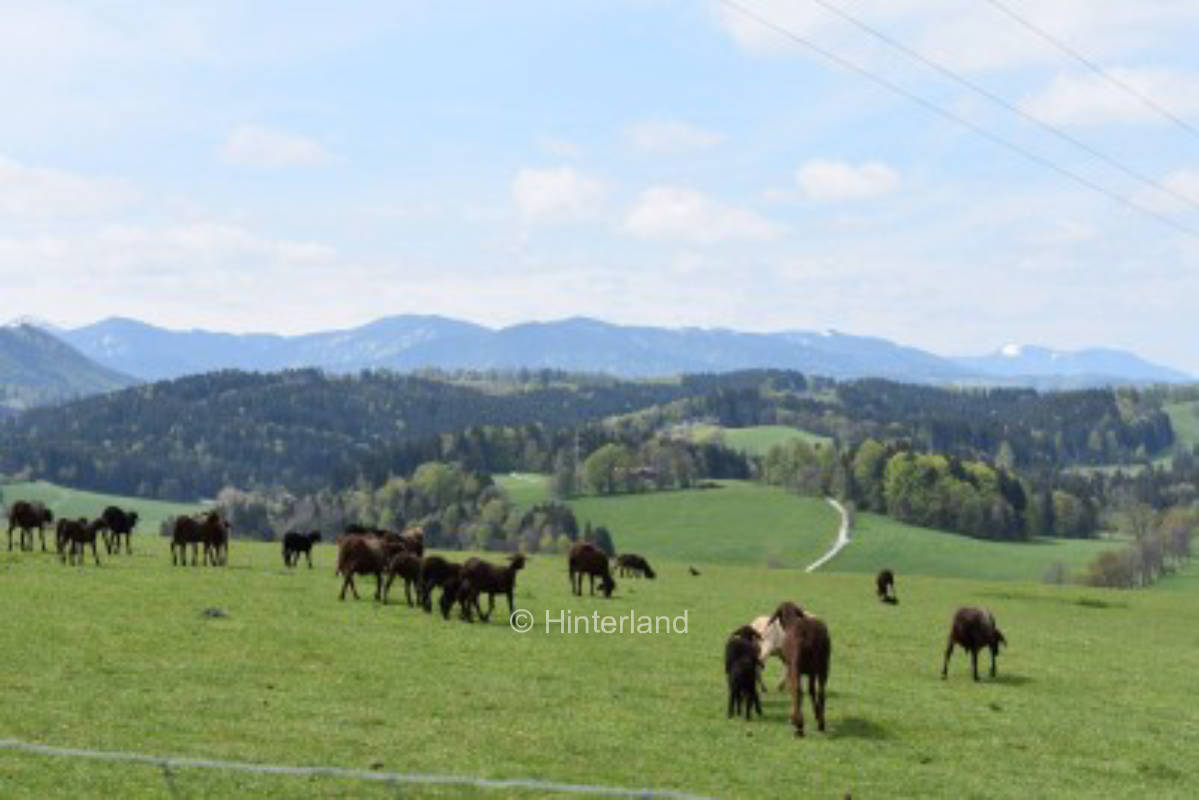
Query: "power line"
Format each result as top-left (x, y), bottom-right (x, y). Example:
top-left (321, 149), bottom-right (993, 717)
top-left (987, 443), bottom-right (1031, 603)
top-left (983, 0), bottom-right (1199, 142)
top-left (805, 0), bottom-right (1199, 213)
top-left (717, 0), bottom-right (1199, 240)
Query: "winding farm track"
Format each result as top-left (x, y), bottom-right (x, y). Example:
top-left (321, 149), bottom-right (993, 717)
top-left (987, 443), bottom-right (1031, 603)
top-left (805, 497), bottom-right (850, 572)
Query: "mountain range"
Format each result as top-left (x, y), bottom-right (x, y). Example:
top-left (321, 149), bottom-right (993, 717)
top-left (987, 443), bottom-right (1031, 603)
top-left (0, 324), bottom-right (137, 412)
top-left (1, 316), bottom-right (1191, 408)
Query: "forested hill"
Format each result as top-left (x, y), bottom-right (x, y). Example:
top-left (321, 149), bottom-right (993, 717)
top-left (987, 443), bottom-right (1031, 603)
top-left (0, 367), bottom-right (1181, 502)
top-left (0, 369), bottom-right (701, 500)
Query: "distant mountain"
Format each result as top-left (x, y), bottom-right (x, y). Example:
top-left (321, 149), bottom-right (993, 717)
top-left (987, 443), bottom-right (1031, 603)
top-left (955, 344), bottom-right (1192, 385)
top-left (0, 324), bottom-right (137, 411)
top-left (51, 315), bottom-right (974, 382)
top-left (40, 316), bottom-right (1195, 386)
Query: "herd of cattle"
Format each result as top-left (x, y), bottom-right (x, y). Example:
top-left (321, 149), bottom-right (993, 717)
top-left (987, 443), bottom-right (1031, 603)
top-left (5, 498), bottom-right (1009, 739)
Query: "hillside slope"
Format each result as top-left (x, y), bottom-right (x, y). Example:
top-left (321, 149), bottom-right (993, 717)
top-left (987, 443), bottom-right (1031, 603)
top-left (0, 324), bottom-right (136, 411)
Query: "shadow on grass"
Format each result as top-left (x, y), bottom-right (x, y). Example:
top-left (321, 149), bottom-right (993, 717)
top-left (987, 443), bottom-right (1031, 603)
top-left (979, 589), bottom-right (1129, 610)
top-left (827, 716), bottom-right (889, 740)
top-left (991, 673), bottom-right (1033, 687)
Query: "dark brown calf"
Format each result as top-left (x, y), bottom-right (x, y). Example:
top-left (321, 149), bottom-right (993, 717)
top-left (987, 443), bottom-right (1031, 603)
top-left (461, 553), bottom-right (526, 622)
top-left (569, 542), bottom-right (615, 597)
top-left (876, 569), bottom-right (897, 604)
top-left (614, 553), bottom-right (655, 579)
top-left (383, 551), bottom-right (422, 606)
top-left (942, 606), bottom-right (1006, 681)
top-left (57, 518), bottom-right (104, 566)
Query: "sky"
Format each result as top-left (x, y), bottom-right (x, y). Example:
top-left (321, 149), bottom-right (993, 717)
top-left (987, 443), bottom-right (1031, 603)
top-left (2, 0), bottom-right (1198, 371)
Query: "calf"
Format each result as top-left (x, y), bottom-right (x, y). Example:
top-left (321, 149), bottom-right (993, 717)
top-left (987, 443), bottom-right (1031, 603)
top-left (57, 518), bottom-right (104, 566)
top-left (461, 553), bottom-right (526, 622)
top-left (282, 531), bottom-right (322, 568)
top-left (100, 506), bottom-right (139, 555)
top-left (568, 542), bottom-right (616, 597)
top-left (725, 625), bottom-right (763, 720)
top-left (614, 553), bottom-right (656, 579)
top-left (383, 551), bottom-right (422, 606)
top-left (941, 607), bottom-right (1006, 681)
top-left (876, 569), bottom-right (898, 604)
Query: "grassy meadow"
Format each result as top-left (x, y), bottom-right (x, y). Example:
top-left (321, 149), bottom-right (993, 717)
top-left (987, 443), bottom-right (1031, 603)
top-left (685, 424), bottom-right (832, 456)
top-left (496, 475), bottom-right (1115, 581)
top-left (1, 534), bottom-right (1197, 798)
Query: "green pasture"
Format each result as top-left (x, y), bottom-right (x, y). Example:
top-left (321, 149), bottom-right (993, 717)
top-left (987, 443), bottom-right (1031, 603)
top-left (685, 424), bottom-right (832, 456)
top-left (0, 535), bottom-right (1196, 798)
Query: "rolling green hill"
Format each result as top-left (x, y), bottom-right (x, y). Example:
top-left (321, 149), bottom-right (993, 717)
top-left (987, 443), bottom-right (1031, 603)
top-left (825, 512), bottom-right (1122, 583)
top-left (0, 536), bottom-right (1195, 798)
top-left (496, 476), bottom-right (1116, 582)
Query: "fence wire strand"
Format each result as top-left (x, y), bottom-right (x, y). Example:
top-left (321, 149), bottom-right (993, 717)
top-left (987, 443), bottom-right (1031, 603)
top-left (0, 738), bottom-right (718, 800)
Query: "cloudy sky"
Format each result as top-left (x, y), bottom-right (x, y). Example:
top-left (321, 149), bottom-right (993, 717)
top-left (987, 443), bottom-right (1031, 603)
top-left (2, 1), bottom-right (1198, 370)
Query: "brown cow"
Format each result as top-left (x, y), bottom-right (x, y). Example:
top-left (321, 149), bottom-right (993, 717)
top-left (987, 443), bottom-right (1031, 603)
top-left (171, 512), bottom-right (229, 566)
top-left (568, 542), bottom-right (615, 597)
top-left (942, 607), bottom-right (1006, 681)
top-left (335, 533), bottom-right (402, 601)
top-left (771, 601), bottom-right (832, 737)
top-left (7, 501), bottom-right (54, 552)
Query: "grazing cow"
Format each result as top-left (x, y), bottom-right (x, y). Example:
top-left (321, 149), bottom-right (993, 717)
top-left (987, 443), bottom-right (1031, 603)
top-left (876, 569), bottom-right (898, 604)
top-left (335, 533), bottom-right (406, 601)
top-left (688, 566), bottom-right (701, 576)
top-left (417, 555), bottom-right (460, 612)
top-left (614, 553), bottom-right (656, 579)
top-left (100, 506), bottom-right (139, 555)
top-left (568, 542), bottom-right (616, 597)
top-left (171, 512), bottom-right (229, 566)
top-left (7, 501), bottom-right (54, 552)
top-left (725, 625), bottom-right (763, 720)
top-left (942, 607), bottom-right (1006, 681)
top-left (56, 517), bottom-right (104, 566)
top-left (383, 551), bottom-right (422, 606)
top-left (282, 531), bottom-right (321, 568)
top-left (461, 554), bottom-right (526, 622)
top-left (771, 601), bottom-right (832, 737)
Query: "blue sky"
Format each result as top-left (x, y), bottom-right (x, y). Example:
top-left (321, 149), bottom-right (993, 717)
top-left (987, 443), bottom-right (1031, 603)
top-left (2, 0), bottom-right (1198, 370)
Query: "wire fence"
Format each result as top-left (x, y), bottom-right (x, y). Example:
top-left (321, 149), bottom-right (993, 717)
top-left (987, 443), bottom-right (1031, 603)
top-left (0, 738), bottom-right (719, 799)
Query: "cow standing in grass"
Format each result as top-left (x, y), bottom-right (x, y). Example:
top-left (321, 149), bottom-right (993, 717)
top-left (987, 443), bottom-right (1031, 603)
top-left (7, 501), bottom-right (54, 552)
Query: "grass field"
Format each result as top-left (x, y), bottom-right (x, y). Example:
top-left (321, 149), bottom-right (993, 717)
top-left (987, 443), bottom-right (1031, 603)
top-left (497, 477), bottom-right (838, 569)
top-left (0, 481), bottom-right (202, 540)
top-left (825, 512), bottom-right (1122, 583)
top-left (496, 475), bottom-right (1119, 583)
top-left (685, 424), bottom-right (832, 456)
top-left (1, 535), bottom-right (1197, 798)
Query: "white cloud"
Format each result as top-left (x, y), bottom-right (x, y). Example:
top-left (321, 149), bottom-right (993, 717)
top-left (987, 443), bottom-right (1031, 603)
top-left (624, 186), bottom-right (785, 244)
top-left (1132, 168), bottom-right (1199, 216)
top-left (222, 124), bottom-right (333, 168)
top-left (796, 160), bottom-right (899, 201)
top-left (625, 120), bottom-right (724, 154)
top-left (0, 155), bottom-right (137, 219)
top-left (511, 166), bottom-right (606, 224)
top-left (711, 0), bottom-right (1199, 73)
top-left (1021, 67), bottom-right (1199, 126)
